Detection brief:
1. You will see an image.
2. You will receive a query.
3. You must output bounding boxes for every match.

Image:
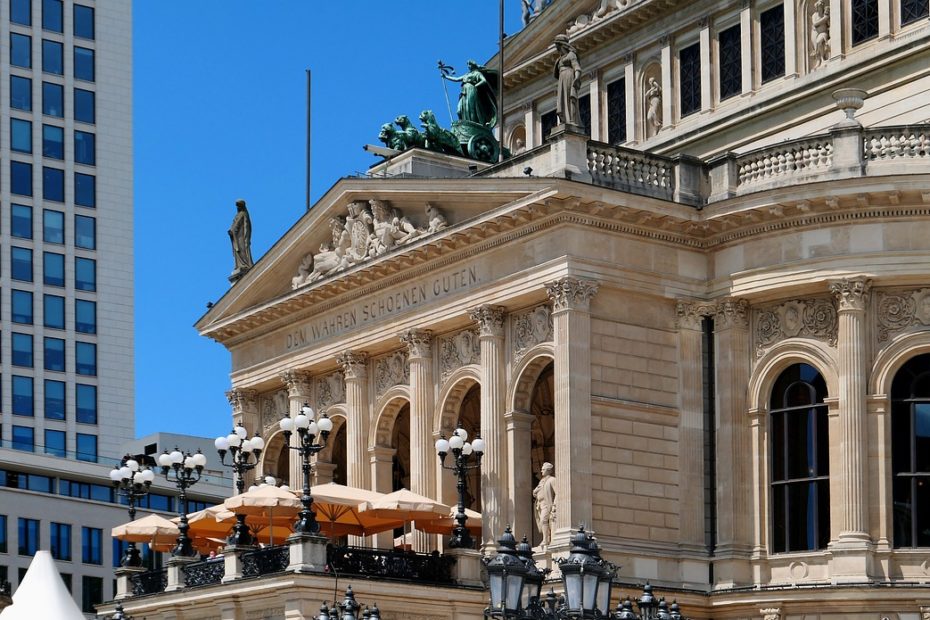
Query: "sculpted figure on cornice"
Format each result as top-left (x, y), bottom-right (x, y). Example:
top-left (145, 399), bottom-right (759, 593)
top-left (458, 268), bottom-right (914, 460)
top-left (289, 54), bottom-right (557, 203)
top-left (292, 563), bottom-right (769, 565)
top-left (568, 0), bottom-right (636, 35)
top-left (375, 350), bottom-right (410, 397)
top-left (877, 288), bottom-right (930, 341)
top-left (316, 371), bottom-right (346, 410)
top-left (513, 304), bottom-right (553, 361)
top-left (439, 328), bottom-right (481, 380)
top-left (755, 298), bottom-right (837, 356)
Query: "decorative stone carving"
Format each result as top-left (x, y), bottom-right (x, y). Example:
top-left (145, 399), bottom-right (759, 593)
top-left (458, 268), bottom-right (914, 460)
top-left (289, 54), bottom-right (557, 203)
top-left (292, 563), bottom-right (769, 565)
top-left (546, 277), bottom-right (599, 312)
top-left (337, 351), bottom-right (369, 381)
top-left (754, 298), bottom-right (837, 356)
top-left (244, 609), bottom-right (284, 620)
top-left (260, 389), bottom-right (288, 432)
top-left (675, 300), bottom-right (716, 330)
top-left (279, 370), bottom-right (311, 398)
top-left (512, 304), bottom-right (553, 360)
top-left (374, 350), bottom-right (409, 397)
top-left (920, 606), bottom-right (930, 620)
top-left (439, 328), bottom-right (481, 379)
top-left (715, 298), bottom-right (750, 329)
top-left (226, 388), bottom-right (256, 417)
top-left (830, 277), bottom-right (872, 312)
top-left (425, 203), bottom-right (449, 233)
top-left (876, 288), bottom-right (930, 341)
top-left (810, 0), bottom-right (830, 68)
top-left (400, 329), bottom-right (433, 359)
top-left (760, 609), bottom-right (781, 620)
top-left (568, 0), bottom-right (637, 35)
top-left (316, 371), bottom-right (346, 409)
top-left (470, 304), bottom-right (507, 337)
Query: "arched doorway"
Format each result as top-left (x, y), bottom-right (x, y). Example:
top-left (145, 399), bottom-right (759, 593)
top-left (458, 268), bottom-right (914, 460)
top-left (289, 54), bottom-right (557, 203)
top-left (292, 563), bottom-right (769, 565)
top-left (458, 385), bottom-right (482, 513)
top-left (391, 404), bottom-right (411, 492)
top-left (315, 414), bottom-right (348, 487)
top-left (529, 363), bottom-right (555, 547)
top-left (261, 431), bottom-right (291, 487)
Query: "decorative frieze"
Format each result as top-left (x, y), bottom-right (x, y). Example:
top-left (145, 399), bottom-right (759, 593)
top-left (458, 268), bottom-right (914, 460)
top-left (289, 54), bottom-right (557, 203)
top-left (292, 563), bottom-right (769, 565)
top-left (438, 328), bottom-right (480, 380)
top-left (830, 277), bottom-right (872, 312)
top-left (316, 371), bottom-right (346, 409)
top-left (512, 304), bottom-right (553, 361)
top-left (716, 297), bottom-right (750, 329)
top-left (400, 329), bottom-right (433, 359)
top-left (374, 350), bottom-right (410, 397)
top-left (469, 305), bottom-right (506, 337)
top-left (545, 277), bottom-right (599, 312)
top-left (877, 288), bottom-right (930, 341)
top-left (754, 298), bottom-right (837, 356)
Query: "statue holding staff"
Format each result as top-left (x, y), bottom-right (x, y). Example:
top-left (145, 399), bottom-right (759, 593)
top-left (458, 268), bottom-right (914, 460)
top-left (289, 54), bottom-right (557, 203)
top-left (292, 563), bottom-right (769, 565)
top-left (441, 60), bottom-right (499, 128)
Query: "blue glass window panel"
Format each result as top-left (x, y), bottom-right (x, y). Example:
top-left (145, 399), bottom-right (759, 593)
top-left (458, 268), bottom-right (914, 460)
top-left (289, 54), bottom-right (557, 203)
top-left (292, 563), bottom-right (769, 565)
top-left (11, 76), bottom-right (32, 111)
top-left (45, 430), bottom-right (66, 458)
top-left (42, 0), bottom-right (62, 32)
top-left (75, 299), bottom-right (96, 334)
top-left (11, 205), bottom-right (32, 239)
top-left (74, 5), bottom-right (94, 39)
top-left (12, 333), bottom-right (33, 367)
top-left (12, 290), bottom-right (34, 324)
top-left (42, 39), bottom-right (62, 74)
top-left (45, 379), bottom-right (65, 418)
top-left (11, 246), bottom-right (33, 281)
top-left (11, 0), bottom-right (32, 25)
top-left (74, 47), bottom-right (94, 82)
top-left (75, 173), bottom-right (95, 207)
top-left (12, 428), bottom-right (35, 453)
top-left (50, 522), bottom-right (71, 559)
top-left (43, 209), bottom-right (64, 243)
top-left (74, 130), bottom-right (94, 165)
top-left (75, 215), bottom-right (95, 249)
top-left (42, 124), bottom-right (63, 158)
top-left (76, 435), bottom-right (97, 463)
top-left (76, 384), bottom-right (96, 424)
top-left (74, 88), bottom-right (94, 124)
top-left (44, 294), bottom-right (64, 329)
top-left (43, 251), bottom-right (64, 286)
top-left (11, 161), bottom-right (33, 196)
top-left (44, 338), bottom-right (65, 372)
top-left (12, 376), bottom-right (34, 416)
top-left (75, 257), bottom-right (95, 291)
top-left (11, 33), bottom-right (31, 68)
top-left (43, 167), bottom-right (64, 201)
top-left (76, 342), bottom-right (96, 376)
top-left (18, 518), bottom-right (39, 555)
top-left (11, 118), bottom-right (32, 153)
top-left (81, 526), bottom-right (102, 562)
top-left (42, 81), bottom-right (63, 116)
top-left (0, 516), bottom-right (7, 553)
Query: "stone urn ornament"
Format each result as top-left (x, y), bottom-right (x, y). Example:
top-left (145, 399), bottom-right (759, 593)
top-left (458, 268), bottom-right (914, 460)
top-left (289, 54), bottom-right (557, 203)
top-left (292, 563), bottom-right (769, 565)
top-left (832, 88), bottom-right (868, 127)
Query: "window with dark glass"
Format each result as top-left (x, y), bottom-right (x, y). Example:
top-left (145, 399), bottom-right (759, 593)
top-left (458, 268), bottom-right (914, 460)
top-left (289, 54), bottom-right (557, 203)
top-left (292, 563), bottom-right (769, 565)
top-left (11, 33), bottom-right (31, 68)
top-left (12, 290), bottom-right (33, 324)
top-left (76, 342), bottom-right (96, 376)
top-left (718, 24), bottom-right (742, 100)
top-left (12, 426), bottom-right (34, 452)
top-left (43, 166), bottom-right (64, 201)
top-left (50, 522), bottom-right (71, 560)
top-left (43, 209), bottom-right (64, 243)
top-left (760, 4), bottom-right (786, 83)
top-left (75, 257), bottom-right (95, 291)
top-left (11, 247), bottom-right (33, 282)
top-left (45, 378), bottom-right (65, 418)
top-left (852, 0), bottom-right (880, 44)
top-left (606, 78), bottom-right (626, 145)
top-left (81, 575), bottom-right (103, 613)
top-left (45, 429), bottom-right (65, 458)
top-left (11, 118), bottom-right (32, 153)
top-left (60, 479), bottom-right (111, 502)
top-left (42, 0), bottom-right (62, 32)
top-left (901, 0), bottom-right (930, 25)
top-left (76, 433), bottom-right (97, 462)
top-left (12, 376), bottom-right (34, 416)
top-left (0, 515), bottom-right (6, 553)
top-left (42, 124), bottom-right (63, 159)
top-left (74, 88), bottom-right (95, 124)
top-left (541, 110), bottom-right (558, 141)
top-left (679, 42), bottom-right (701, 117)
top-left (44, 251), bottom-right (64, 287)
top-left (81, 526), bottom-right (102, 564)
top-left (76, 384), bottom-right (96, 424)
top-left (770, 363), bottom-right (830, 553)
top-left (44, 338), bottom-right (65, 372)
top-left (75, 215), bottom-right (95, 249)
top-left (12, 205), bottom-right (33, 239)
top-left (11, 75), bottom-right (32, 111)
top-left (18, 518), bottom-right (39, 555)
top-left (11, 161), bottom-right (33, 196)
top-left (75, 173), bottom-right (95, 207)
top-left (12, 333), bottom-right (33, 367)
top-left (44, 294), bottom-right (64, 329)
top-left (891, 353), bottom-right (930, 546)
top-left (74, 131), bottom-right (95, 165)
top-left (75, 299), bottom-right (96, 334)
top-left (74, 4), bottom-right (94, 39)
top-left (42, 81), bottom-right (63, 116)
top-left (74, 47), bottom-right (94, 82)
top-left (11, 0), bottom-right (32, 25)
top-left (579, 93), bottom-right (592, 137)
top-left (42, 39), bottom-right (62, 75)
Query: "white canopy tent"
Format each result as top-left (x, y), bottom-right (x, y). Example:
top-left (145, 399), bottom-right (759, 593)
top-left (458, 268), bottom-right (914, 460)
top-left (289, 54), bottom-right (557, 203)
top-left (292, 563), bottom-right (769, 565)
top-left (0, 550), bottom-right (85, 619)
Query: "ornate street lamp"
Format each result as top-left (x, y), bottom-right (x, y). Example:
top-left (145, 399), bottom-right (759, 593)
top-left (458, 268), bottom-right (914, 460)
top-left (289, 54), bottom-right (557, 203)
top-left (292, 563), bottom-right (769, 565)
top-left (157, 448), bottom-right (206, 557)
top-left (215, 424), bottom-right (265, 493)
top-left (484, 527), bottom-right (530, 618)
top-left (558, 528), bottom-right (612, 619)
top-left (279, 403), bottom-right (333, 534)
top-left (435, 423), bottom-right (485, 548)
top-left (316, 585), bottom-right (381, 620)
top-left (109, 454), bottom-right (155, 566)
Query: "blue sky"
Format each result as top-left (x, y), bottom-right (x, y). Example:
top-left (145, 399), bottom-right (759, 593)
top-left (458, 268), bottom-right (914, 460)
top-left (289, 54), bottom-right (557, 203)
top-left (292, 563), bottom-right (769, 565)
top-left (134, 2), bottom-right (528, 438)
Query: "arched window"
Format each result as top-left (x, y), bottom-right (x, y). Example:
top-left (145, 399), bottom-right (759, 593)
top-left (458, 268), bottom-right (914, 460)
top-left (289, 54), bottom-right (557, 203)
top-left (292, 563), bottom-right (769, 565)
top-left (770, 363), bottom-right (830, 553)
top-left (891, 353), bottom-right (930, 547)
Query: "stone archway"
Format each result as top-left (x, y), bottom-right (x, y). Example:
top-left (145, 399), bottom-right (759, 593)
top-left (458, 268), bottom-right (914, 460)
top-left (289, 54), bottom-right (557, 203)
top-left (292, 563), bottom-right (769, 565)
top-left (261, 430), bottom-right (291, 487)
top-left (316, 412), bottom-right (348, 486)
top-left (528, 364), bottom-right (555, 547)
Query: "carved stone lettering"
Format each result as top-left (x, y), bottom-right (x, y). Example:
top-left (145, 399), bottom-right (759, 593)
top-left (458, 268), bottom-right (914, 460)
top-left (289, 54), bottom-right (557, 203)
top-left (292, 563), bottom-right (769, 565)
top-left (754, 298), bottom-right (837, 356)
top-left (877, 288), bottom-right (930, 341)
top-left (439, 328), bottom-right (480, 380)
top-left (512, 304), bottom-right (553, 361)
top-left (375, 350), bottom-right (409, 397)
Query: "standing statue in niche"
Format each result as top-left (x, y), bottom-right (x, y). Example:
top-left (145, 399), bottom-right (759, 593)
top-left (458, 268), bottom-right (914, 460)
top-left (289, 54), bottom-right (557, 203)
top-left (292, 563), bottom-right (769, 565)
top-left (553, 35), bottom-right (582, 127)
top-left (532, 462), bottom-right (556, 549)
top-left (645, 77), bottom-right (663, 137)
top-left (810, 0), bottom-right (831, 68)
top-left (228, 199), bottom-right (253, 282)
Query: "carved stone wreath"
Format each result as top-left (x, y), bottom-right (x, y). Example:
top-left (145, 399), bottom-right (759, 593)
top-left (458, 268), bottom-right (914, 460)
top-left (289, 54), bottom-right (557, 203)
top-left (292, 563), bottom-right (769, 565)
top-left (512, 304), bottom-right (553, 362)
top-left (316, 371), bottom-right (346, 410)
top-left (877, 288), bottom-right (930, 341)
top-left (439, 328), bottom-right (480, 380)
top-left (754, 298), bottom-right (837, 357)
top-left (375, 350), bottom-right (410, 397)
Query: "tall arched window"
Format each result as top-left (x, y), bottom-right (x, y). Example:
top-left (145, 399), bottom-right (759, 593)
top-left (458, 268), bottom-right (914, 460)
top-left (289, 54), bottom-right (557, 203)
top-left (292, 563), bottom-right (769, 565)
top-left (770, 363), bottom-right (830, 553)
top-left (891, 353), bottom-right (930, 547)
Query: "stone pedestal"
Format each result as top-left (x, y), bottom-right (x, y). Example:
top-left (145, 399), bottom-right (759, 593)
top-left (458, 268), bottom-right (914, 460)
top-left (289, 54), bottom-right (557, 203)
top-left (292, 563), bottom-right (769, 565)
top-left (114, 566), bottom-right (146, 600)
top-left (166, 555), bottom-right (197, 592)
top-left (546, 125), bottom-right (593, 183)
top-left (447, 548), bottom-right (483, 587)
top-left (222, 544), bottom-right (255, 583)
top-left (287, 532), bottom-right (329, 573)
top-left (830, 126), bottom-right (865, 176)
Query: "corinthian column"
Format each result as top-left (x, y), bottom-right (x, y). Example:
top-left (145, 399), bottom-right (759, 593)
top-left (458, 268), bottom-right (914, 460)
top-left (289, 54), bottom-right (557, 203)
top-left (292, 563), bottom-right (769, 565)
top-left (546, 277), bottom-right (598, 545)
top-left (468, 304), bottom-right (507, 552)
top-left (337, 352), bottom-right (370, 490)
top-left (400, 328), bottom-right (435, 552)
top-left (226, 388), bottom-right (258, 490)
top-left (280, 370), bottom-right (312, 490)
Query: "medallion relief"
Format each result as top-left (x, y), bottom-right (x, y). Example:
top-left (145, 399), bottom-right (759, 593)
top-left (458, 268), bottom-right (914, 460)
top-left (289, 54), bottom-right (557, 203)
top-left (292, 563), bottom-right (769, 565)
top-left (316, 371), bottom-right (346, 410)
top-left (439, 328), bottom-right (480, 380)
top-left (374, 350), bottom-right (410, 397)
top-left (877, 288), bottom-right (930, 341)
top-left (754, 298), bottom-right (837, 356)
top-left (512, 304), bottom-right (553, 361)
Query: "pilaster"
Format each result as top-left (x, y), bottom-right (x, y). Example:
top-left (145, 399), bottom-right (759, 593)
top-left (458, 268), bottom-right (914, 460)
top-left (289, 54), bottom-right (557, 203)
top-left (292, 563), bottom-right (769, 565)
top-left (337, 351), bottom-right (371, 490)
top-left (623, 56), bottom-right (636, 142)
top-left (280, 370), bottom-right (312, 490)
top-left (699, 18), bottom-right (712, 112)
top-left (829, 0), bottom-right (844, 59)
top-left (739, 2), bottom-right (753, 94)
top-left (370, 445), bottom-right (396, 549)
top-left (783, 0), bottom-right (798, 76)
top-left (402, 328), bottom-right (437, 553)
top-left (660, 36), bottom-right (674, 128)
top-left (587, 71), bottom-right (603, 141)
top-left (506, 410), bottom-right (536, 545)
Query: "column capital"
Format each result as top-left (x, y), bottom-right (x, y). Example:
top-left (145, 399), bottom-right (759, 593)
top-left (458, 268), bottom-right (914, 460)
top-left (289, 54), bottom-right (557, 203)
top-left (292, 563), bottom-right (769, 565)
top-left (226, 388), bottom-right (257, 413)
top-left (830, 277), bottom-right (872, 312)
top-left (337, 351), bottom-right (369, 380)
top-left (399, 329), bottom-right (433, 359)
top-left (546, 277), bottom-right (599, 312)
top-left (469, 305), bottom-right (506, 338)
top-left (278, 370), bottom-right (311, 399)
top-left (715, 297), bottom-right (750, 329)
top-left (675, 299), bottom-right (716, 330)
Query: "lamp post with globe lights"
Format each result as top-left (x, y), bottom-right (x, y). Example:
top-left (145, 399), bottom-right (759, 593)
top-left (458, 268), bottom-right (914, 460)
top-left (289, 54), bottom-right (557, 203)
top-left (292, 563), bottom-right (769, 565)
top-left (435, 423), bottom-right (485, 549)
top-left (109, 455), bottom-right (156, 567)
top-left (214, 424), bottom-right (265, 494)
top-left (157, 448), bottom-right (206, 557)
top-left (279, 404), bottom-right (333, 534)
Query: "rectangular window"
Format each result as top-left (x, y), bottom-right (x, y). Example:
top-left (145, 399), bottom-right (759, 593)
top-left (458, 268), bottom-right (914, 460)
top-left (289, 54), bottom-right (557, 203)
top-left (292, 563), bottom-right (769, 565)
top-left (74, 88), bottom-right (95, 124)
top-left (45, 378), bottom-right (65, 418)
top-left (718, 24), bottom-right (742, 101)
top-left (42, 0), bottom-right (62, 32)
top-left (50, 522), bottom-right (71, 560)
top-left (760, 4), bottom-right (786, 83)
top-left (44, 251), bottom-right (65, 287)
top-left (44, 338), bottom-right (65, 372)
top-left (74, 131), bottom-right (95, 165)
top-left (59, 479), bottom-right (111, 502)
top-left (45, 429), bottom-right (65, 458)
top-left (76, 433), bottom-right (97, 462)
top-left (11, 118), bottom-right (33, 153)
top-left (12, 205), bottom-right (33, 239)
top-left (81, 527), bottom-right (102, 564)
top-left (12, 332), bottom-right (33, 367)
top-left (902, 0), bottom-right (930, 25)
top-left (44, 294), bottom-right (64, 329)
top-left (679, 42), bottom-right (701, 117)
top-left (81, 576), bottom-right (103, 613)
top-left (76, 384), bottom-right (97, 424)
top-left (0, 515), bottom-right (7, 553)
top-left (12, 289), bottom-right (34, 324)
top-left (12, 426), bottom-right (35, 452)
top-left (42, 81), bottom-right (63, 116)
top-left (75, 173), bottom-right (95, 207)
top-left (18, 518), bottom-right (39, 555)
top-left (11, 33), bottom-right (31, 68)
top-left (11, 161), bottom-right (33, 196)
top-left (75, 257), bottom-right (96, 291)
top-left (12, 376), bottom-right (34, 415)
top-left (75, 215), bottom-right (96, 249)
top-left (606, 78), bottom-right (627, 145)
top-left (75, 299), bottom-right (96, 334)
top-left (74, 5), bottom-right (94, 39)
top-left (76, 342), bottom-right (96, 376)
top-left (541, 110), bottom-right (558, 141)
top-left (11, 75), bottom-right (32, 111)
top-left (852, 0), bottom-right (880, 44)
top-left (43, 167), bottom-right (64, 201)
top-left (11, 0), bottom-right (31, 25)
top-left (43, 209), bottom-right (64, 243)
top-left (11, 246), bottom-right (33, 282)
top-left (42, 39), bottom-right (62, 74)
top-left (42, 124), bottom-right (63, 159)
top-left (74, 47), bottom-right (94, 82)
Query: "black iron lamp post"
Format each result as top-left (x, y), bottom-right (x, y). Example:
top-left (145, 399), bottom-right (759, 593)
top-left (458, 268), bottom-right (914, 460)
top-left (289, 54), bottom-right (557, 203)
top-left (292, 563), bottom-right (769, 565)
top-left (317, 586), bottom-right (381, 620)
top-left (157, 448), bottom-right (206, 557)
top-left (215, 424), bottom-right (265, 494)
top-left (279, 404), bottom-right (333, 534)
top-left (109, 454), bottom-right (155, 567)
top-left (435, 423), bottom-right (485, 548)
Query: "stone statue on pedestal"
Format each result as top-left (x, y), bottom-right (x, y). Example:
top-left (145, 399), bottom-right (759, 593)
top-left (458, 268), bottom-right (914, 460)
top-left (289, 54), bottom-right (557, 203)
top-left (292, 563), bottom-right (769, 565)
top-left (228, 199), bottom-right (254, 282)
top-left (553, 35), bottom-right (582, 127)
top-left (533, 462), bottom-right (556, 549)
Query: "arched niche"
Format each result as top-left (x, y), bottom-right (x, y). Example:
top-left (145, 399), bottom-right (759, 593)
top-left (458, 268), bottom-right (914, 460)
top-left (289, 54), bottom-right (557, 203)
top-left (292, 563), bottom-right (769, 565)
top-left (509, 124), bottom-right (527, 154)
top-left (639, 61), bottom-right (662, 140)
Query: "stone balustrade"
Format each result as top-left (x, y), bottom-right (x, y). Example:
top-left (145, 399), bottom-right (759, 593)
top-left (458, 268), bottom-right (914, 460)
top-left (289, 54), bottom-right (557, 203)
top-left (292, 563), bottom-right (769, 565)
top-left (864, 125), bottom-right (930, 162)
top-left (587, 141), bottom-right (675, 200)
top-left (735, 135), bottom-right (834, 186)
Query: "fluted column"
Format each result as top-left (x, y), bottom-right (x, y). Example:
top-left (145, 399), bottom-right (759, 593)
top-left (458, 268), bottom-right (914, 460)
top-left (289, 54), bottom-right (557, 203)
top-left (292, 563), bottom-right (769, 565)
top-left (400, 328), bottom-right (436, 552)
top-left (280, 370), bottom-right (312, 490)
top-left (546, 277), bottom-right (598, 545)
top-left (226, 388), bottom-right (259, 490)
top-left (337, 351), bottom-right (371, 490)
top-left (468, 304), bottom-right (507, 552)
top-left (506, 410), bottom-right (535, 545)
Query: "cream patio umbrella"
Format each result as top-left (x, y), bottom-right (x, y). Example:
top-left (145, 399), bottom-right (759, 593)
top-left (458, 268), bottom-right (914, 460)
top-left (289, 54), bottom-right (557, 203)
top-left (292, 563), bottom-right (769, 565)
top-left (413, 507), bottom-right (482, 537)
top-left (358, 488), bottom-right (452, 522)
top-left (309, 482), bottom-right (405, 537)
top-left (223, 484), bottom-right (303, 545)
top-left (112, 513), bottom-right (179, 552)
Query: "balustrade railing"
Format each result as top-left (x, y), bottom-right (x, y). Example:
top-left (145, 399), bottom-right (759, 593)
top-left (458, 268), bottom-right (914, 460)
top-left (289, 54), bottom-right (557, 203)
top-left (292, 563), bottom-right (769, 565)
top-left (242, 545), bottom-right (291, 578)
top-left (130, 567), bottom-right (167, 596)
top-left (182, 559), bottom-right (225, 588)
top-left (326, 545), bottom-right (456, 585)
top-left (736, 135), bottom-right (834, 186)
top-left (864, 126), bottom-right (930, 161)
top-left (587, 141), bottom-right (674, 198)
